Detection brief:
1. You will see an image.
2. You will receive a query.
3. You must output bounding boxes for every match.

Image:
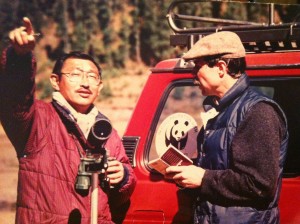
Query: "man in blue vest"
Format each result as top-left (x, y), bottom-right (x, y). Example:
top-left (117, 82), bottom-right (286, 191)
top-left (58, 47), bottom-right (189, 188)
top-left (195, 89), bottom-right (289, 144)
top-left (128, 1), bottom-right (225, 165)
top-left (165, 31), bottom-right (288, 223)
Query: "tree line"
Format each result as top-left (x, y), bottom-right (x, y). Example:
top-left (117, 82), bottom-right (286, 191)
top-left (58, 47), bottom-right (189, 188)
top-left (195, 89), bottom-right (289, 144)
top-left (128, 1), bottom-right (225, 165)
top-left (0, 0), bottom-right (299, 72)
top-left (0, 0), bottom-right (177, 68)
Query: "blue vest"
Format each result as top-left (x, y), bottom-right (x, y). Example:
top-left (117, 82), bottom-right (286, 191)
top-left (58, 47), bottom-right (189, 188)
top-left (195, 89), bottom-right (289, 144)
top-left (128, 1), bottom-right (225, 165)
top-left (195, 74), bottom-right (288, 224)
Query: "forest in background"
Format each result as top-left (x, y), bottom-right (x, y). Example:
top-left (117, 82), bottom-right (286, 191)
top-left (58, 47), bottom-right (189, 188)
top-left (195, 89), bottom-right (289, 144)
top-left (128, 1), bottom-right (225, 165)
top-left (0, 1), bottom-right (299, 221)
top-left (0, 0), bottom-right (299, 100)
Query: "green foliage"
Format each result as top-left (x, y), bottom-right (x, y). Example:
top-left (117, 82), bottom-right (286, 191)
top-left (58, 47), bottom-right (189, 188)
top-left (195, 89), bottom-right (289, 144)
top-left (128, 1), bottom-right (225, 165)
top-left (36, 79), bottom-right (53, 100)
top-left (138, 0), bottom-right (176, 65)
top-left (1, 0), bottom-right (299, 70)
top-left (1, 0), bottom-right (300, 99)
top-left (177, 1), bottom-right (213, 28)
top-left (102, 67), bottom-right (121, 79)
top-left (0, 1), bottom-right (13, 50)
top-left (99, 82), bottom-right (113, 100)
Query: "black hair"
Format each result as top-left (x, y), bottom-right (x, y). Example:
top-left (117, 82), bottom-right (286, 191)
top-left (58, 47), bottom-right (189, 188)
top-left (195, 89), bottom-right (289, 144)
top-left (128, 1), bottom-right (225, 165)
top-left (204, 55), bottom-right (246, 76)
top-left (52, 51), bottom-right (102, 78)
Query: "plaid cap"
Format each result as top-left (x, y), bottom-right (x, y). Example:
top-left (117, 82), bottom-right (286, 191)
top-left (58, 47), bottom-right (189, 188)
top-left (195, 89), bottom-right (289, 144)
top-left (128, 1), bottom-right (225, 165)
top-left (182, 31), bottom-right (246, 60)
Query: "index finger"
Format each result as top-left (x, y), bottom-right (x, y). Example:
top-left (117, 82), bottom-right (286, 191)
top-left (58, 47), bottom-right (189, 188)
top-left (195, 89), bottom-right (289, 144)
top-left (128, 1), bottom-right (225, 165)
top-left (23, 17), bottom-right (34, 35)
top-left (165, 166), bottom-right (183, 174)
top-left (107, 159), bottom-right (121, 167)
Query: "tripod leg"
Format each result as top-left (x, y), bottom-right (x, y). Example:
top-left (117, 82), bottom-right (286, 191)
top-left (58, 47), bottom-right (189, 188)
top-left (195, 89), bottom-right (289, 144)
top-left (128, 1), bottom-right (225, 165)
top-left (91, 172), bottom-right (98, 224)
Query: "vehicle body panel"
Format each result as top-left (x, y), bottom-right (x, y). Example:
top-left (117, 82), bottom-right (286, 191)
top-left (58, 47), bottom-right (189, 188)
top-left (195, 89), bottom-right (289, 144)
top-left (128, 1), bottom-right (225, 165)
top-left (123, 52), bottom-right (300, 223)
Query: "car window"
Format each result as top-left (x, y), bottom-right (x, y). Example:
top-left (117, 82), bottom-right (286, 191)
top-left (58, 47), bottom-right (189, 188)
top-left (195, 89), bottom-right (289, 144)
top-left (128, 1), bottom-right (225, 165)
top-left (148, 84), bottom-right (205, 162)
top-left (148, 78), bottom-right (300, 177)
top-left (250, 78), bottom-right (300, 176)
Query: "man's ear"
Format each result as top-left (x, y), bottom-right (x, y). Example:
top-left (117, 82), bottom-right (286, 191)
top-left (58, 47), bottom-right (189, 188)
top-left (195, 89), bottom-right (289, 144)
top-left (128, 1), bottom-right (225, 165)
top-left (217, 60), bottom-right (227, 78)
top-left (97, 81), bottom-right (104, 96)
top-left (50, 74), bottom-right (60, 91)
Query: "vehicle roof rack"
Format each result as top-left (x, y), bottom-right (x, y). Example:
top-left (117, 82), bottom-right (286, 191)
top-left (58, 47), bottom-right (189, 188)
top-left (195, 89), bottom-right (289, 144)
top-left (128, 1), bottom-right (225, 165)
top-left (167, 0), bottom-right (300, 53)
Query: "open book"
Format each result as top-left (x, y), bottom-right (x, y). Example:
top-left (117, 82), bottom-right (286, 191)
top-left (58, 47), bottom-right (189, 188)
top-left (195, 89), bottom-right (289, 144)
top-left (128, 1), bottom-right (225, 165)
top-left (148, 145), bottom-right (193, 175)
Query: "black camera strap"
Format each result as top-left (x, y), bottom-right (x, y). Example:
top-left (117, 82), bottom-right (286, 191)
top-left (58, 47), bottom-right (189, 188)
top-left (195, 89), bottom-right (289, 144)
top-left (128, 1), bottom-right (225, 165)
top-left (51, 100), bottom-right (89, 157)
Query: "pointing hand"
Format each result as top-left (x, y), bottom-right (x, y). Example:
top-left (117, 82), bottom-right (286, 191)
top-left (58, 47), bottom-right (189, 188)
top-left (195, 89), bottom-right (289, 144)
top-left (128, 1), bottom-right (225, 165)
top-left (8, 17), bottom-right (37, 55)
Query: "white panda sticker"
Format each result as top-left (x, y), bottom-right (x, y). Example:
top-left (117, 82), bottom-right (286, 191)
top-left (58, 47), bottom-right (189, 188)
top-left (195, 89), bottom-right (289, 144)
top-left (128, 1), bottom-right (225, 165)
top-left (155, 113), bottom-right (198, 159)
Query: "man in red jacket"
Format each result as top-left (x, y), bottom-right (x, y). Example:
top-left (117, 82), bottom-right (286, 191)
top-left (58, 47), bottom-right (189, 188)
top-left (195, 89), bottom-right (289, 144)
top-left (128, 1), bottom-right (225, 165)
top-left (0, 17), bottom-right (136, 224)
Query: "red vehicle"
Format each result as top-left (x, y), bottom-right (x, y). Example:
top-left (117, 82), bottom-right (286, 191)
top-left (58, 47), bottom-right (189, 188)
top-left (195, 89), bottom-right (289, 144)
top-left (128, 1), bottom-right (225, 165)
top-left (121, 1), bottom-right (300, 223)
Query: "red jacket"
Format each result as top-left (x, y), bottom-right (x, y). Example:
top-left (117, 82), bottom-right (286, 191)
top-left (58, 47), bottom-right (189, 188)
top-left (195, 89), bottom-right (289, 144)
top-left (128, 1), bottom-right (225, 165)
top-left (0, 47), bottom-right (136, 224)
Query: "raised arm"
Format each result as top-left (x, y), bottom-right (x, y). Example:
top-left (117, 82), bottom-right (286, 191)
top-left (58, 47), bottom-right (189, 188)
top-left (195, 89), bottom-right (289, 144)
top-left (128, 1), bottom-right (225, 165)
top-left (0, 17), bottom-right (37, 156)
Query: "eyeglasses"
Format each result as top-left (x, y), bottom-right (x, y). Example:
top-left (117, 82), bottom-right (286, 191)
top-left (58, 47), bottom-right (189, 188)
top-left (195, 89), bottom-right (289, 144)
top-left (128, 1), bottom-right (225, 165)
top-left (192, 60), bottom-right (206, 74)
top-left (61, 71), bottom-right (101, 86)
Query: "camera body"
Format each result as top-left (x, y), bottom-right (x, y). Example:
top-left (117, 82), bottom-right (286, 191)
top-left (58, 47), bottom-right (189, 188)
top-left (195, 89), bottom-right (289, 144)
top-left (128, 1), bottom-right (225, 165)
top-left (75, 118), bottom-right (112, 191)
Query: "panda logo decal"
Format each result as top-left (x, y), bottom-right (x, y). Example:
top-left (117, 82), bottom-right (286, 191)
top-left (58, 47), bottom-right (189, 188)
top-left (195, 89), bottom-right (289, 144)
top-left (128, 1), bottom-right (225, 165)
top-left (155, 113), bottom-right (198, 159)
top-left (166, 119), bottom-right (189, 150)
